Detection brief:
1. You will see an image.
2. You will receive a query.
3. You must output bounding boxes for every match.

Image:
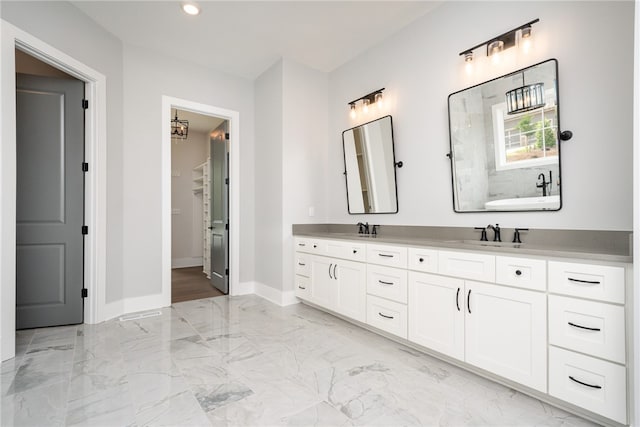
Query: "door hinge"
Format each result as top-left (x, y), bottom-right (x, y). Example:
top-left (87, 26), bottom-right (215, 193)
top-left (225, 223), bottom-right (229, 230)
top-left (225, 132), bottom-right (229, 140)
top-left (82, 162), bottom-right (89, 172)
top-left (81, 288), bottom-right (88, 298)
top-left (225, 268), bottom-right (229, 276)
top-left (82, 99), bottom-right (89, 109)
top-left (225, 178), bottom-right (229, 185)
top-left (82, 225), bottom-right (88, 235)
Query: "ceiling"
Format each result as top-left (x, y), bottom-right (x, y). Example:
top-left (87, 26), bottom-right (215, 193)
top-left (174, 108), bottom-right (225, 134)
top-left (71, 1), bottom-right (441, 80)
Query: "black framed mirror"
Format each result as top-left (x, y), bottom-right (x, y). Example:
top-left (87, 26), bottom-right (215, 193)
top-left (342, 115), bottom-right (399, 214)
top-left (448, 59), bottom-right (562, 212)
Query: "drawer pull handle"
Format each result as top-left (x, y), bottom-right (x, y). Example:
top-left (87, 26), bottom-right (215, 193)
top-left (378, 312), bottom-right (394, 319)
top-left (515, 269), bottom-right (522, 276)
top-left (379, 254), bottom-right (394, 258)
top-left (567, 277), bottom-right (601, 285)
top-left (569, 376), bottom-right (602, 389)
top-left (419, 257), bottom-right (424, 263)
top-left (378, 280), bottom-right (394, 286)
top-left (298, 285), bottom-right (306, 290)
top-left (298, 243), bottom-right (306, 247)
top-left (456, 287), bottom-right (460, 311)
top-left (568, 322), bottom-right (601, 332)
top-left (298, 262), bottom-right (306, 266)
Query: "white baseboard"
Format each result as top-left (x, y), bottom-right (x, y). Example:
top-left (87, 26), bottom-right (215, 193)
top-left (171, 257), bottom-right (203, 269)
top-left (232, 281), bottom-right (256, 296)
top-left (254, 282), bottom-right (300, 306)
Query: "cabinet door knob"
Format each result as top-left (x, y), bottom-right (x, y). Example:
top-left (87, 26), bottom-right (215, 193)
top-left (419, 258), bottom-right (424, 263)
top-left (313, 244), bottom-right (317, 248)
top-left (515, 269), bottom-right (522, 276)
top-left (353, 249), bottom-right (357, 254)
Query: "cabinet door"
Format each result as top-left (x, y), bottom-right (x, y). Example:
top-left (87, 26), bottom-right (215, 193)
top-left (465, 281), bottom-right (547, 392)
top-left (334, 259), bottom-right (366, 322)
top-left (310, 256), bottom-right (335, 309)
top-left (408, 272), bottom-right (464, 361)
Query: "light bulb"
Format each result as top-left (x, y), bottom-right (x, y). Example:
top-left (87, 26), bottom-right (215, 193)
top-left (363, 98), bottom-right (370, 114)
top-left (375, 93), bottom-right (383, 109)
top-left (488, 40), bottom-right (504, 65)
top-left (349, 103), bottom-right (356, 119)
top-left (464, 52), bottom-right (473, 75)
top-left (181, 1), bottom-right (200, 15)
top-left (520, 26), bottom-right (532, 54)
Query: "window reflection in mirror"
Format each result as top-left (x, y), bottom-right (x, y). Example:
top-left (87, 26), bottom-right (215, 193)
top-left (342, 115), bottom-right (398, 214)
top-left (448, 59), bottom-right (561, 212)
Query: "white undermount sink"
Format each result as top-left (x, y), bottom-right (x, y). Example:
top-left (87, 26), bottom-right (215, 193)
top-left (484, 195), bottom-right (560, 211)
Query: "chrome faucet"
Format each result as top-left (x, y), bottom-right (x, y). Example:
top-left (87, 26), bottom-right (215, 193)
top-left (487, 224), bottom-right (501, 242)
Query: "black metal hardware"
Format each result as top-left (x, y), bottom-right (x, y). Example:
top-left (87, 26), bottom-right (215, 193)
top-left (378, 254), bottom-right (393, 258)
top-left (371, 225), bottom-right (379, 236)
top-left (458, 18), bottom-right (540, 57)
top-left (419, 258), bottom-right (424, 263)
top-left (446, 152), bottom-right (452, 159)
top-left (467, 289), bottom-right (472, 314)
top-left (82, 162), bottom-right (89, 172)
top-left (569, 376), bottom-right (602, 389)
top-left (225, 132), bottom-right (230, 140)
top-left (81, 288), bottom-right (88, 298)
top-left (559, 130), bottom-right (573, 141)
top-left (515, 270), bottom-right (522, 276)
top-left (475, 227), bottom-right (488, 241)
top-left (456, 288), bottom-right (460, 311)
top-left (487, 224), bottom-right (501, 242)
top-left (225, 224), bottom-right (229, 230)
top-left (313, 244), bottom-right (317, 248)
top-left (298, 285), bottom-right (306, 290)
top-left (378, 312), bottom-right (394, 319)
top-left (298, 262), bottom-right (305, 266)
top-left (82, 225), bottom-right (88, 235)
top-left (357, 222), bottom-right (370, 235)
top-left (512, 228), bottom-right (529, 243)
top-left (225, 178), bottom-right (229, 184)
top-left (225, 268), bottom-right (229, 276)
top-left (348, 88), bottom-right (385, 106)
top-left (568, 322), bottom-right (601, 332)
top-left (329, 263), bottom-right (333, 279)
top-left (378, 280), bottom-right (394, 285)
top-left (298, 243), bottom-right (306, 247)
top-left (568, 277), bottom-right (600, 285)
top-left (208, 226), bottom-right (214, 230)
top-left (395, 161), bottom-right (403, 168)
top-left (82, 99), bottom-right (89, 109)
top-left (353, 250), bottom-right (357, 254)
top-left (333, 264), bottom-right (338, 280)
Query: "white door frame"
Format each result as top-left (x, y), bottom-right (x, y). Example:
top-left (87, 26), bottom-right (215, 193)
top-left (161, 96), bottom-right (240, 304)
top-left (0, 20), bottom-right (107, 361)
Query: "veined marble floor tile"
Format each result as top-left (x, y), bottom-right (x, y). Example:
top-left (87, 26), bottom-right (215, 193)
top-left (1, 295), bottom-right (601, 427)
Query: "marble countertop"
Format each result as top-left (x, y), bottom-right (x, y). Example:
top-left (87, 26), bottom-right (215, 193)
top-left (293, 231), bottom-right (633, 264)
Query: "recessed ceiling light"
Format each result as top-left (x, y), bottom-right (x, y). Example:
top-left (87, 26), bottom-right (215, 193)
top-left (181, 1), bottom-right (200, 16)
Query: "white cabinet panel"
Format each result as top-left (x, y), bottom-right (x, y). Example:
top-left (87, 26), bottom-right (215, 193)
top-left (549, 346), bottom-right (627, 424)
top-left (366, 295), bottom-right (408, 339)
top-left (438, 250), bottom-right (495, 282)
top-left (367, 243), bottom-right (408, 268)
top-left (465, 281), bottom-right (547, 392)
top-left (294, 275), bottom-right (310, 300)
top-left (294, 253), bottom-right (310, 277)
top-left (367, 264), bottom-right (408, 304)
top-left (496, 256), bottom-right (546, 291)
top-left (408, 272), bottom-right (464, 361)
top-left (309, 256), bottom-right (335, 308)
top-left (326, 240), bottom-right (366, 262)
top-left (407, 247), bottom-right (438, 273)
top-left (549, 295), bottom-right (625, 364)
top-left (549, 261), bottom-right (625, 304)
top-left (334, 259), bottom-right (366, 322)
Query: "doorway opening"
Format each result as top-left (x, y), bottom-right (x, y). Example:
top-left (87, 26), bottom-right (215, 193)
top-left (170, 109), bottom-right (230, 303)
top-left (14, 49), bottom-right (86, 329)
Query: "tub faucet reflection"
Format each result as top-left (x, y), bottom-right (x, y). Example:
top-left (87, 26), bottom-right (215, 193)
top-left (536, 170), bottom-right (552, 196)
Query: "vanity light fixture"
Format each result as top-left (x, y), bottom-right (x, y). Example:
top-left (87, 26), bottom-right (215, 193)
top-left (181, 1), bottom-right (200, 16)
top-left (459, 19), bottom-right (539, 69)
top-left (347, 88), bottom-right (385, 118)
top-left (171, 109), bottom-right (189, 140)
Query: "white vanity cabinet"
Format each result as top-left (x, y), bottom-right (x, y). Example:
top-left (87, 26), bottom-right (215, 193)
top-left (293, 235), bottom-right (631, 426)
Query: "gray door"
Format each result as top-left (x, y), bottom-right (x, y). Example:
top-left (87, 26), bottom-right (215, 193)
top-left (16, 73), bottom-right (85, 329)
top-left (209, 128), bottom-right (229, 294)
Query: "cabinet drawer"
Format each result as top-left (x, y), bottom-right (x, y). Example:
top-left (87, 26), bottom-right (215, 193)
top-left (326, 240), bottom-right (366, 262)
top-left (366, 295), bottom-right (407, 339)
top-left (367, 244), bottom-right (407, 268)
top-left (294, 275), bottom-right (310, 300)
top-left (407, 247), bottom-right (438, 273)
top-left (549, 346), bottom-right (627, 424)
top-left (294, 237), bottom-right (324, 254)
top-left (294, 253), bottom-right (310, 277)
top-left (438, 250), bottom-right (495, 282)
top-left (548, 261), bottom-right (625, 304)
top-left (367, 265), bottom-right (408, 304)
top-left (549, 295), bottom-right (625, 364)
top-left (496, 256), bottom-right (546, 291)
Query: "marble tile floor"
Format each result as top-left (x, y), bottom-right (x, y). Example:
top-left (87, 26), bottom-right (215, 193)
top-left (1, 294), bottom-right (599, 427)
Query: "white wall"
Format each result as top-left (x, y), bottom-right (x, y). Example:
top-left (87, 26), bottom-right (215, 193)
top-left (122, 44), bottom-right (255, 299)
top-left (171, 130), bottom-right (207, 267)
top-left (327, 1), bottom-right (634, 231)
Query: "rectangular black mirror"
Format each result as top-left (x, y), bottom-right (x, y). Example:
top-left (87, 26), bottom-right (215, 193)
top-left (448, 59), bottom-right (562, 212)
top-left (342, 115), bottom-right (398, 214)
